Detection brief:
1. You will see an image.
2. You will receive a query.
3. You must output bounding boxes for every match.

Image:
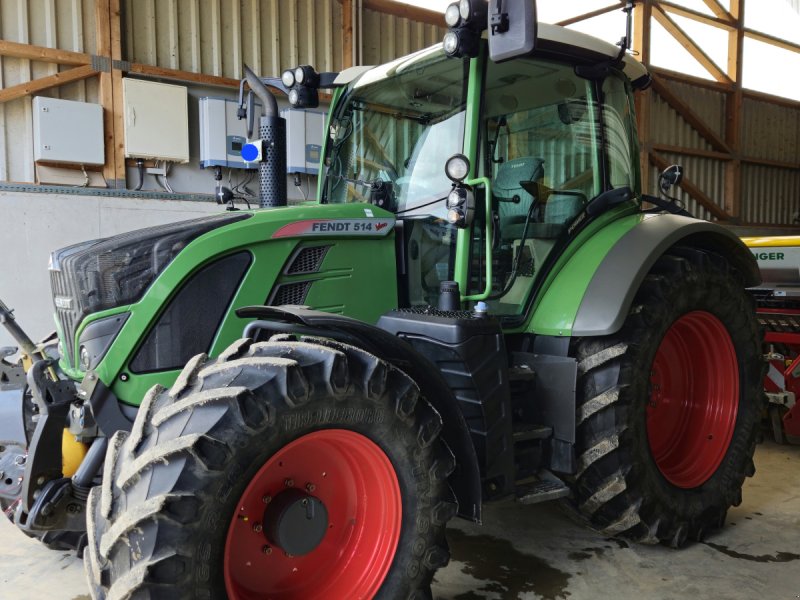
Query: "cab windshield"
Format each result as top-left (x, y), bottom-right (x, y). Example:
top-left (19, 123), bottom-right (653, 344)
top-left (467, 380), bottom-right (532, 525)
top-left (322, 49), bottom-right (469, 218)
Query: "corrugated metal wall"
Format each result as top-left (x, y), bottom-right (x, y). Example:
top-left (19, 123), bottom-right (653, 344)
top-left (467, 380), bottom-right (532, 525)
top-left (647, 86), bottom-right (725, 221)
top-left (647, 80), bottom-right (800, 224)
top-left (123, 0), bottom-right (344, 78)
top-left (0, 0), bottom-right (100, 182)
top-left (1, 1), bottom-right (797, 225)
top-left (123, 1), bottom-right (442, 78)
top-left (741, 96), bottom-right (800, 223)
top-left (0, 0), bottom-right (444, 185)
top-left (362, 9), bottom-right (443, 64)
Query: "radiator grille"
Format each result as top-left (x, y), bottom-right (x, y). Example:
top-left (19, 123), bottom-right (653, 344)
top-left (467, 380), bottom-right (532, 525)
top-left (50, 269), bottom-right (80, 367)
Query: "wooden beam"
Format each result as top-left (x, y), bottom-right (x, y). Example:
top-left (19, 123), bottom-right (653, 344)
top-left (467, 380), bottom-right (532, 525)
top-left (0, 39), bottom-right (90, 66)
top-left (96, 0), bottom-right (115, 186)
top-left (127, 63), bottom-right (240, 88)
top-left (649, 65), bottom-right (732, 92)
top-left (109, 0), bottom-right (126, 188)
top-left (652, 4), bottom-right (732, 84)
top-left (744, 28), bottom-right (800, 55)
top-left (343, 0), bottom-right (353, 69)
top-left (361, 0), bottom-right (443, 28)
top-left (701, 0), bottom-right (734, 21)
top-left (0, 65), bottom-right (97, 103)
top-left (633, 1), bottom-right (652, 194)
top-left (743, 88), bottom-right (800, 110)
top-left (741, 155), bottom-right (800, 170)
top-left (658, 1), bottom-right (734, 29)
top-left (724, 0), bottom-right (744, 219)
top-left (650, 75), bottom-right (732, 154)
top-left (651, 143), bottom-right (732, 161)
top-left (650, 151), bottom-right (732, 221)
top-left (557, 4), bottom-right (623, 27)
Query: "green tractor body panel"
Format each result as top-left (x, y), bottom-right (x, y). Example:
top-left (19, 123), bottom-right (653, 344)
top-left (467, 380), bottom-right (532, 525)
top-left (524, 207), bottom-right (642, 336)
top-left (64, 203), bottom-right (398, 406)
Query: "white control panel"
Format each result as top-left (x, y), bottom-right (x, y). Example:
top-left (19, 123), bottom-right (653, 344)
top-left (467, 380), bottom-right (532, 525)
top-left (123, 78), bottom-right (189, 163)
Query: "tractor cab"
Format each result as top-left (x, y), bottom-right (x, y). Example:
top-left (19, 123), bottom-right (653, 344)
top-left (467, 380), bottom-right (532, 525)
top-left (319, 23), bottom-right (647, 321)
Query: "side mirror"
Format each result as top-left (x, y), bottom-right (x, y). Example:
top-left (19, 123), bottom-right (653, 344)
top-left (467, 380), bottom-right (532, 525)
top-left (659, 165), bottom-right (684, 194)
top-left (488, 0), bottom-right (537, 62)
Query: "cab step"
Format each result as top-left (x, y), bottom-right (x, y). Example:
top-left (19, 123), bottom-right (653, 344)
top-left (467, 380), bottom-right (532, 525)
top-left (515, 479), bottom-right (570, 505)
top-left (508, 365), bottom-right (536, 382)
top-left (512, 423), bottom-right (552, 443)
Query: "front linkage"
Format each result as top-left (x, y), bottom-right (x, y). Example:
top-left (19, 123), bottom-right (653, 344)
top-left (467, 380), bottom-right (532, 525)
top-left (0, 300), bottom-right (112, 551)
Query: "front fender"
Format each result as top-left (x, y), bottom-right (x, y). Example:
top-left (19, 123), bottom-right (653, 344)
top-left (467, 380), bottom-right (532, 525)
top-left (237, 305), bottom-right (483, 523)
top-left (530, 213), bottom-right (760, 337)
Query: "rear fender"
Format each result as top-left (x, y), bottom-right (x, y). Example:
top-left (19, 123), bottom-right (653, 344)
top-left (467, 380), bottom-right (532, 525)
top-left (236, 305), bottom-right (483, 523)
top-left (531, 213), bottom-right (759, 337)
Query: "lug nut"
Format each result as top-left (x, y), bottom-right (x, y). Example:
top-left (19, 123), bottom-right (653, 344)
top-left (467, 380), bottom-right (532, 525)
top-left (262, 545), bottom-right (272, 555)
top-left (252, 522), bottom-right (263, 533)
top-left (284, 478), bottom-right (294, 487)
top-left (305, 483), bottom-right (316, 493)
top-left (262, 495), bottom-right (272, 504)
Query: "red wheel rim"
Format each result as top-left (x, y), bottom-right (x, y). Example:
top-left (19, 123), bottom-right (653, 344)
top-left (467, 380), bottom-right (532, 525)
top-left (646, 311), bottom-right (739, 489)
top-left (224, 429), bottom-right (402, 599)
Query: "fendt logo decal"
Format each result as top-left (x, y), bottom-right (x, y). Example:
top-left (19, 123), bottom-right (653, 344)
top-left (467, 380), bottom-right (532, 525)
top-left (272, 218), bottom-right (395, 239)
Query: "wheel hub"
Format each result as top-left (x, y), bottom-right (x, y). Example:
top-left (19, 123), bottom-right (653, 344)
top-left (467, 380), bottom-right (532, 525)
top-left (646, 310), bottom-right (739, 489)
top-left (263, 488), bottom-right (329, 556)
top-left (224, 429), bottom-right (402, 599)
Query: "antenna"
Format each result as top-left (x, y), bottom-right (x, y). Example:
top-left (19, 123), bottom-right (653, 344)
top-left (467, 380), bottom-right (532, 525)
top-left (614, 1), bottom-right (636, 62)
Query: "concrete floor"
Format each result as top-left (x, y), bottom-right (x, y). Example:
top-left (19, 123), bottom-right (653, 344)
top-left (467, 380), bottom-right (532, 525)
top-left (0, 441), bottom-right (797, 600)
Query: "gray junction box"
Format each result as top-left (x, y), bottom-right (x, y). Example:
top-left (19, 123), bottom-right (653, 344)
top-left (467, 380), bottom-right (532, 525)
top-left (32, 97), bottom-right (104, 166)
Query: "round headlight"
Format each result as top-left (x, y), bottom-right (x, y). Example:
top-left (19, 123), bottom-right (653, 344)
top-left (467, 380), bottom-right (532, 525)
top-left (445, 154), bottom-right (470, 182)
top-left (446, 208), bottom-right (462, 224)
top-left (444, 3), bottom-right (461, 27)
top-left (281, 69), bottom-right (295, 88)
top-left (459, 0), bottom-right (471, 20)
top-left (443, 31), bottom-right (459, 56)
top-left (447, 189), bottom-right (463, 209)
top-left (294, 66), bottom-right (305, 85)
top-left (288, 88), bottom-right (300, 106)
top-left (80, 345), bottom-right (91, 370)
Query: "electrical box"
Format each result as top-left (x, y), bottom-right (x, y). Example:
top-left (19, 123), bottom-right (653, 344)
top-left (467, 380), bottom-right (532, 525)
top-left (281, 108), bottom-right (326, 174)
top-left (32, 97), bottom-right (104, 165)
top-left (199, 97), bottom-right (259, 169)
top-left (123, 78), bottom-right (189, 163)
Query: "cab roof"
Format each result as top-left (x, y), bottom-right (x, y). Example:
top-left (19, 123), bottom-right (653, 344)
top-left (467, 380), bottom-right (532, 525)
top-left (334, 22), bottom-right (649, 87)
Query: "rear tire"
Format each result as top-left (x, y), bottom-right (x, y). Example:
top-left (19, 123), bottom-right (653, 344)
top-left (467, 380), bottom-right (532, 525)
top-left (570, 247), bottom-right (764, 546)
top-left (85, 336), bottom-right (455, 599)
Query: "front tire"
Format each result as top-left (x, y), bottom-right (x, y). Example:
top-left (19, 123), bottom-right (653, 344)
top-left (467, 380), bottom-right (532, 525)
top-left (570, 247), bottom-right (764, 546)
top-left (85, 336), bottom-right (455, 599)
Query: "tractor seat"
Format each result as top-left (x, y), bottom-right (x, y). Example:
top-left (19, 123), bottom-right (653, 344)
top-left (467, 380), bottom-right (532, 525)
top-left (503, 193), bottom-right (585, 240)
top-left (495, 156), bottom-right (545, 217)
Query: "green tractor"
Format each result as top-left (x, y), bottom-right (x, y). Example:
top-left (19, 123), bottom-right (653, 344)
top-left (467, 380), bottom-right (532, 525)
top-left (0, 2), bottom-right (764, 598)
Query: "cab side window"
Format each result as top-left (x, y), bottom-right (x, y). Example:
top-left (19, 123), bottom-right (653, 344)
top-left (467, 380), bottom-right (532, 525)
top-left (481, 59), bottom-right (602, 315)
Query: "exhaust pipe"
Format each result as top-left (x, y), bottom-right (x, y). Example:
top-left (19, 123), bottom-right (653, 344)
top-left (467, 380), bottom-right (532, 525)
top-left (243, 65), bottom-right (287, 208)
